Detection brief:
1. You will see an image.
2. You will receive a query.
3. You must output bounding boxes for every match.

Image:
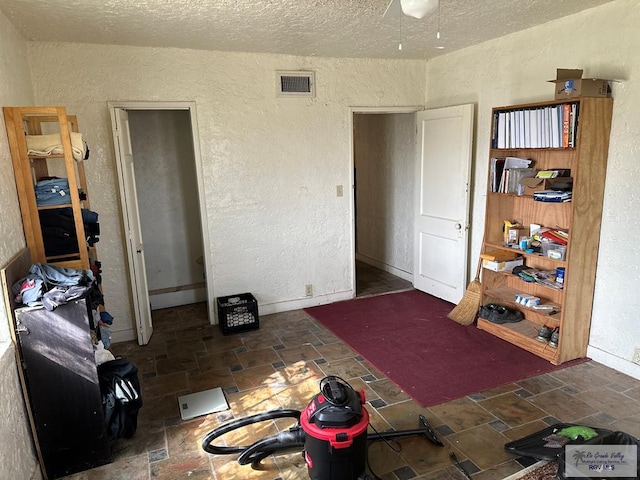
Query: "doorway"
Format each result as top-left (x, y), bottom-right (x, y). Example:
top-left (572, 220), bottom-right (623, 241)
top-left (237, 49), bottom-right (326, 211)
top-left (109, 102), bottom-right (213, 345)
top-left (351, 108), bottom-right (418, 297)
top-left (127, 110), bottom-right (206, 309)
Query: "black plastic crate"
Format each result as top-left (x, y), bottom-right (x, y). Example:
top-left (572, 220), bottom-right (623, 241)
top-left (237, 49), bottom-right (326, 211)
top-left (217, 293), bottom-right (259, 335)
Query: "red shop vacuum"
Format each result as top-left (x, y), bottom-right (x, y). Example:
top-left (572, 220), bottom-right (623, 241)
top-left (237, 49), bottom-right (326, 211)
top-left (202, 375), bottom-right (445, 480)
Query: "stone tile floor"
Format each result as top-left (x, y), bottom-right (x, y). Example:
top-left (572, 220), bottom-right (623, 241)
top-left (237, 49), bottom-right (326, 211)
top-left (355, 261), bottom-right (413, 298)
top-left (60, 266), bottom-right (640, 479)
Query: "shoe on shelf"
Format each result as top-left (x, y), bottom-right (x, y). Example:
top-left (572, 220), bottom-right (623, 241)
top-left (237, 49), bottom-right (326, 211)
top-left (535, 325), bottom-right (554, 343)
top-left (487, 305), bottom-right (523, 324)
top-left (548, 331), bottom-right (559, 348)
top-left (479, 303), bottom-right (499, 319)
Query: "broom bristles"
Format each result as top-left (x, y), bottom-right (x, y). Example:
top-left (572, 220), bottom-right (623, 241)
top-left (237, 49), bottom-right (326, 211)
top-left (447, 279), bottom-right (481, 325)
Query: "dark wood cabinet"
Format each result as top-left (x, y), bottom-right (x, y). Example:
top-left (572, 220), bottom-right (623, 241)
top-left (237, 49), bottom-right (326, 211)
top-left (14, 298), bottom-right (111, 479)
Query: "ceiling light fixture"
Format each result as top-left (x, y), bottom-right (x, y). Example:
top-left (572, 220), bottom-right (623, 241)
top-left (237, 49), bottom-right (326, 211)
top-left (400, 0), bottom-right (439, 19)
top-left (436, 0), bottom-right (441, 39)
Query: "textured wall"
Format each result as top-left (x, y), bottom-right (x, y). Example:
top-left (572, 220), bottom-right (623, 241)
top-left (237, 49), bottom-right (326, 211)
top-left (0, 12), bottom-right (32, 343)
top-left (25, 43), bottom-right (426, 339)
top-left (128, 110), bottom-right (203, 295)
top-left (354, 113), bottom-right (415, 276)
top-left (0, 349), bottom-right (41, 480)
top-left (424, 0), bottom-right (640, 378)
top-left (0, 10), bottom-right (41, 480)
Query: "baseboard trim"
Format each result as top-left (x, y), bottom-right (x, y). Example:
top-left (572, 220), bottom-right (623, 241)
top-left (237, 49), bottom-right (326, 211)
top-left (355, 254), bottom-right (413, 282)
top-left (111, 290), bottom-right (354, 344)
top-left (258, 290), bottom-right (354, 315)
top-left (150, 287), bottom-right (207, 310)
top-left (110, 328), bottom-right (136, 344)
top-left (586, 345), bottom-right (640, 381)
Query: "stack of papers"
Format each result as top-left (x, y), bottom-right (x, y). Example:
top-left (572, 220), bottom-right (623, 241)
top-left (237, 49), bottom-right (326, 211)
top-left (491, 157), bottom-right (535, 194)
top-left (533, 190), bottom-right (572, 203)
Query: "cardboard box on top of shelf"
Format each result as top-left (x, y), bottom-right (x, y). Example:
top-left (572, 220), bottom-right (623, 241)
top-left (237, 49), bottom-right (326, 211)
top-left (519, 177), bottom-right (573, 196)
top-left (548, 69), bottom-right (612, 99)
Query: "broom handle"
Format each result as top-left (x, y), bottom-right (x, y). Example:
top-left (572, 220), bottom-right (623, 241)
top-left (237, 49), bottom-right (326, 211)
top-left (473, 232), bottom-right (486, 282)
top-left (473, 253), bottom-right (482, 282)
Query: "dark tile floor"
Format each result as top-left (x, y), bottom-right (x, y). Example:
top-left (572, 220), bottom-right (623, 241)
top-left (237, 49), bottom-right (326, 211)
top-left (61, 268), bottom-right (640, 480)
top-left (356, 261), bottom-right (413, 298)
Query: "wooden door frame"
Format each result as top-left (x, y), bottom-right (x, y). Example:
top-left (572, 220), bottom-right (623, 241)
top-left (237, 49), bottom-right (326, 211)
top-left (108, 101), bottom-right (215, 330)
top-left (348, 106), bottom-right (423, 298)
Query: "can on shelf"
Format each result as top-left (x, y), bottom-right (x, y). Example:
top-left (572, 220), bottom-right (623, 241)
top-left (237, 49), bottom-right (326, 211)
top-left (556, 267), bottom-right (565, 285)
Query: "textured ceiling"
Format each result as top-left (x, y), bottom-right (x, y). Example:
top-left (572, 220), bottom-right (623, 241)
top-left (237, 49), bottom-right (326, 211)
top-left (0, 0), bottom-right (615, 60)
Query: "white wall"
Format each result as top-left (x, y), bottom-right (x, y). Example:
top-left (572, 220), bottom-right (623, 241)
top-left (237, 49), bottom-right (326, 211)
top-left (424, 0), bottom-right (640, 379)
top-left (354, 113), bottom-right (414, 278)
top-left (25, 43), bottom-right (426, 340)
top-left (128, 110), bottom-right (205, 308)
top-left (0, 10), bottom-right (42, 480)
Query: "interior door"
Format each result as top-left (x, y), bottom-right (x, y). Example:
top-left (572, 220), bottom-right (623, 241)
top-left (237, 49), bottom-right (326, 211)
top-left (414, 104), bottom-right (474, 304)
top-left (112, 108), bottom-right (153, 345)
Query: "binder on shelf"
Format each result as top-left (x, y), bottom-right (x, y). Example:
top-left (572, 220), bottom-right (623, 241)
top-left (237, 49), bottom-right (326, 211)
top-left (491, 102), bottom-right (580, 150)
top-left (562, 103), bottom-right (571, 148)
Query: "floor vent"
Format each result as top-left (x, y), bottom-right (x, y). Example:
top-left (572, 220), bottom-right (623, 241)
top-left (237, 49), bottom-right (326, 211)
top-left (276, 71), bottom-right (315, 97)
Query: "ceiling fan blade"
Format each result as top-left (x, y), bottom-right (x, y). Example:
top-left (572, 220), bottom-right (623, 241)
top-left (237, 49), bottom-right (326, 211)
top-left (383, 0), bottom-right (403, 19)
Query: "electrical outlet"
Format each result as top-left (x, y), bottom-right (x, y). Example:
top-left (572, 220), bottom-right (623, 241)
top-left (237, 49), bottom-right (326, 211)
top-left (633, 348), bottom-right (640, 365)
top-left (336, 185), bottom-right (343, 197)
top-left (305, 284), bottom-right (313, 297)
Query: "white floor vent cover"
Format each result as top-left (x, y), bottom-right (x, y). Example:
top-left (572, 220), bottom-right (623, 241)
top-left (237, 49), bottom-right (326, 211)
top-left (178, 387), bottom-right (229, 420)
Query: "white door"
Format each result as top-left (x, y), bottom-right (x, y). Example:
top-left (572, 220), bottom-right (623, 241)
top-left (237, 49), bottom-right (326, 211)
top-left (112, 108), bottom-right (153, 345)
top-left (414, 104), bottom-right (474, 304)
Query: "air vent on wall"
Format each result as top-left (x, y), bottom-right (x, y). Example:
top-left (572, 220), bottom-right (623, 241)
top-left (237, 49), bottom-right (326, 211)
top-left (276, 71), bottom-right (315, 97)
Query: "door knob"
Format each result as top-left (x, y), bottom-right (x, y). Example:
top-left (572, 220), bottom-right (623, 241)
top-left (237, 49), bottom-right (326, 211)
top-left (454, 223), bottom-right (462, 230)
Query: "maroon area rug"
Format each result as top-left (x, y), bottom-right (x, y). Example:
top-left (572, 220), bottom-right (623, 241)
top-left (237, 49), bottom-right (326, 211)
top-left (305, 290), bottom-right (587, 407)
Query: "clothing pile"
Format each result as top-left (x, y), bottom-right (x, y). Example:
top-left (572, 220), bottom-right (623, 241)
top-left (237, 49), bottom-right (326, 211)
top-left (35, 175), bottom-right (99, 256)
top-left (13, 263), bottom-right (102, 311)
top-left (13, 263), bottom-right (112, 345)
top-left (38, 206), bottom-right (100, 256)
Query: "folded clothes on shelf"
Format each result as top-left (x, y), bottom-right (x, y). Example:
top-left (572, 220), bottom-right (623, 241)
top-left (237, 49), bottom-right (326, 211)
top-left (35, 178), bottom-right (71, 206)
top-left (26, 132), bottom-right (88, 161)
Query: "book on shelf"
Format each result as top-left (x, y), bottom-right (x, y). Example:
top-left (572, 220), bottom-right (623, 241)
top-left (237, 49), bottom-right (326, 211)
top-left (493, 157), bottom-right (534, 194)
top-left (490, 157), bottom-right (505, 192)
top-left (562, 103), bottom-right (571, 148)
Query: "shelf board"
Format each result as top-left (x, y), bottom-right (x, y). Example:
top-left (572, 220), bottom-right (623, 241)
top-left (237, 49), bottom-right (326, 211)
top-left (490, 147), bottom-right (576, 153)
top-left (29, 153), bottom-right (66, 159)
top-left (484, 243), bottom-right (566, 266)
top-left (46, 253), bottom-right (81, 261)
top-left (491, 269), bottom-right (565, 296)
top-left (47, 259), bottom-right (85, 270)
top-left (483, 286), bottom-right (561, 326)
top-left (477, 317), bottom-right (560, 364)
top-left (37, 204), bottom-right (73, 211)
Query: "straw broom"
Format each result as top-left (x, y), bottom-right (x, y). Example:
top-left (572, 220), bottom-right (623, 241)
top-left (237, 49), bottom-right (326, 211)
top-left (447, 254), bottom-right (483, 325)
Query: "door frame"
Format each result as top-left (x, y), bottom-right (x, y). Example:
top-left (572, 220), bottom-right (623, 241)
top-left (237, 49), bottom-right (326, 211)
top-left (108, 101), bottom-right (215, 334)
top-left (348, 106), bottom-right (423, 298)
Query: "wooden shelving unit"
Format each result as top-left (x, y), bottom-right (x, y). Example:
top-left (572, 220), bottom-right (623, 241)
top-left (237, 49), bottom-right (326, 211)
top-left (3, 106), bottom-right (93, 270)
top-left (478, 97), bottom-right (613, 364)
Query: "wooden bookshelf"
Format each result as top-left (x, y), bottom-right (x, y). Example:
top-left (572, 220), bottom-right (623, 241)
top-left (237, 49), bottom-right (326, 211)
top-left (478, 97), bottom-right (613, 364)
